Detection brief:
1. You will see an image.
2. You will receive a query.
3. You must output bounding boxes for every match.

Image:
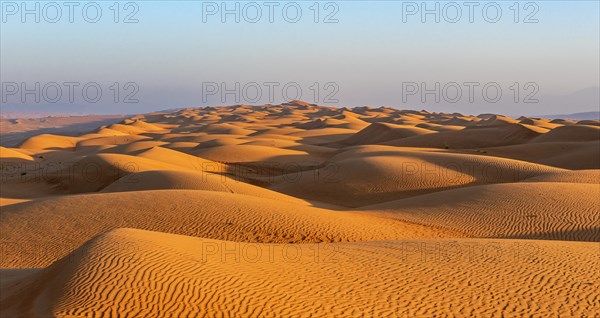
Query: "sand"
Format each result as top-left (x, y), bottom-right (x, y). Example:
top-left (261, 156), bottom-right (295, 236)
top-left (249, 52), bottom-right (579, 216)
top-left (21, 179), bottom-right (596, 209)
top-left (0, 114), bottom-right (128, 147)
top-left (1, 229), bottom-right (598, 317)
top-left (1, 102), bottom-right (598, 317)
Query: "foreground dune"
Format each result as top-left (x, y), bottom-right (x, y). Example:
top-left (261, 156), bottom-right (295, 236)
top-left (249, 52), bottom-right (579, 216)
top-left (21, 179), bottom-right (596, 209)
top-left (1, 102), bottom-right (598, 316)
top-left (0, 190), bottom-right (457, 268)
top-left (1, 228), bottom-right (597, 317)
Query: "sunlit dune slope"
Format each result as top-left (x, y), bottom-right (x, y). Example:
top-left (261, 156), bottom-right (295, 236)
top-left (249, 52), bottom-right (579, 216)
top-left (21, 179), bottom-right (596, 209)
top-left (364, 182), bottom-right (600, 242)
top-left (522, 169), bottom-right (600, 184)
top-left (18, 134), bottom-right (80, 150)
top-left (271, 145), bottom-right (565, 207)
top-left (530, 125), bottom-right (600, 143)
top-left (0, 190), bottom-right (455, 268)
top-left (386, 124), bottom-right (543, 149)
top-left (1, 228), bottom-right (597, 317)
top-left (341, 122), bottom-right (435, 145)
top-left (0, 146), bottom-right (34, 162)
top-left (100, 169), bottom-right (309, 205)
top-left (483, 141), bottom-right (600, 169)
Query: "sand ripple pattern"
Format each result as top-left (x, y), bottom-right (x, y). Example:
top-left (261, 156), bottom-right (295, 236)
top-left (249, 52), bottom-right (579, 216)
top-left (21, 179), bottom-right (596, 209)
top-left (366, 182), bottom-right (600, 242)
top-left (0, 190), bottom-right (455, 268)
top-left (1, 229), bottom-right (598, 317)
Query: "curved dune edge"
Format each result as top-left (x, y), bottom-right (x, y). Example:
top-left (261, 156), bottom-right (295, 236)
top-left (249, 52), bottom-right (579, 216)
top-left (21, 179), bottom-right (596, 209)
top-left (530, 124), bottom-right (600, 143)
top-left (100, 169), bottom-right (310, 205)
top-left (521, 169), bottom-right (600, 184)
top-left (18, 134), bottom-right (80, 150)
top-left (1, 228), bottom-right (597, 317)
top-left (0, 146), bottom-right (34, 161)
top-left (0, 190), bottom-right (458, 268)
top-left (0, 198), bottom-right (29, 206)
top-left (363, 182), bottom-right (600, 242)
top-left (271, 145), bottom-right (565, 207)
top-left (482, 141), bottom-right (600, 169)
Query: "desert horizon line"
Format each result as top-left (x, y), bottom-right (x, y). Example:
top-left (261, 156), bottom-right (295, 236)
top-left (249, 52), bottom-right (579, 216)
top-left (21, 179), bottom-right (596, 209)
top-left (2, 100), bottom-right (599, 120)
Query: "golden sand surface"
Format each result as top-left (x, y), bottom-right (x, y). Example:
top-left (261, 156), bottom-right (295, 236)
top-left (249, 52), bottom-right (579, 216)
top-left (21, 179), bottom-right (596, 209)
top-left (1, 101), bottom-right (598, 317)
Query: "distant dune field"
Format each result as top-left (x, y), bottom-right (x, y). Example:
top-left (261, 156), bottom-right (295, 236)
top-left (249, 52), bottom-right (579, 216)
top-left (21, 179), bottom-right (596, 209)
top-left (1, 101), bottom-right (599, 317)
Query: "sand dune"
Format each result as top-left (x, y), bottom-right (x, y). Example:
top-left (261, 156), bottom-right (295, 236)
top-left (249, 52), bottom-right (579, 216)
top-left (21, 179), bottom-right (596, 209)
top-left (100, 169), bottom-right (308, 205)
top-left (1, 103), bottom-right (598, 316)
top-left (416, 122), bottom-right (464, 131)
top-left (483, 141), bottom-right (600, 169)
top-left (364, 182), bottom-right (600, 241)
top-left (128, 120), bottom-right (165, 131)
top-left (0, 190), bottom-right (457, 268)
top-left (292, 112), bottom-right (369, 131)
top-left (331, 110), bottom-right (370, 129)
top-left (52, 153), bottom-right (190, 193)
top-left (198, 123), bottom-right (256, 135)
top-left (19, 134), bottom-right (80, 150)
top-left (94, 127), bottom-right (130, 136)
top-left (0, 198), bottom-right (29, 206)
top-left (194, 144), bottom-right (320, 166)
top-left (577, 119), bottom-right (600, 126)
top-left (1, 228), bottom-right (597, 317)
top-left (106, 123), bottom-right (148, 135)
top-left (288, 127), bottom-right (359, 144)
top-left (0, 146), bottom-right (34, 161)
top-left (166, 133), bottom-right (245, 143)
top-left (0, 114), bottom-right (128, 147)
top-left (522, 169), bottom-right (600, 184)
top-left (386, 123), bottom-right (543, 149)
top-left (192, 136), bottom-right (248, 149)
top-left (76, 134), bottom-right (151, 148)
top-left (475, 114), bottom-right (519, 126)
top-left (97, 140), bottom-right (170, 154)
top-left (518, 117), bottom-right (562, 129)
top-left (530, 124), bottom-right (600, 143)
top-left (136, 146), bottom-right (226, 172)
top-left (272, 145), bottom-right (564, 207)
top-left (341, 122), bottom-right (435, 145)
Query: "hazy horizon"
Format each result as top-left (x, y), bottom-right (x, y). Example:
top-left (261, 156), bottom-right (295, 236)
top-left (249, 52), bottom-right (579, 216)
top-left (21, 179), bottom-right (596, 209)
top-left (2, 1), bottom-right (599, 116)
top-left (1, 88), bottom-right (599, 119)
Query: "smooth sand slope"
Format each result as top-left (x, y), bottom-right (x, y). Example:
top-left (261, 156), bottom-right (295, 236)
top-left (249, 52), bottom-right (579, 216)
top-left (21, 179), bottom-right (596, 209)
top-left (0, 190), bottom-right (457, 268)
top-left (100, 170), bottom-right (309, 204)
top-left (271, 145), bottom-right (565, 207)
top-left (364, 182), bottom-right (600, 241)
top-left (483, 141), bottom-right (600, 169)
top-left (1, 229), bottom-right (598, 317)
top-left (522, 169), bottom-right (600, 184)
top-left (1, 102), bottom-right (599, 316)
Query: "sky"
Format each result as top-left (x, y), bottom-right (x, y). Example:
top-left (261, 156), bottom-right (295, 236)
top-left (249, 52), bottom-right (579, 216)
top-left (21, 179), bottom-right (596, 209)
top-left (1, 0), bottom-right (599, 116)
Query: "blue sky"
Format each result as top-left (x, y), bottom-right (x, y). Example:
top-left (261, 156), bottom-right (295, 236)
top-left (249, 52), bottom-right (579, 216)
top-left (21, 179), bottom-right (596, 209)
top-left (1, 1), bottom-right (599, 115)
